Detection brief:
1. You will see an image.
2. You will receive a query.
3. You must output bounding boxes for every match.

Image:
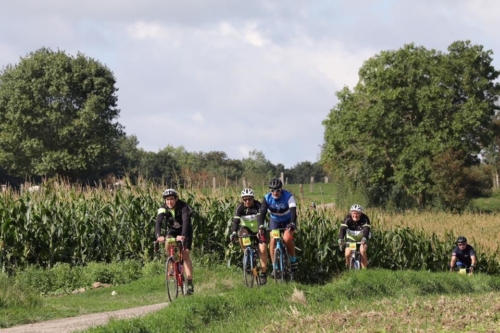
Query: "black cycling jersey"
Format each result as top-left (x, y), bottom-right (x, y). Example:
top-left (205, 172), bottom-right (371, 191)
top-left (338, 213), bottom-right (371, 239)
top-left (232, 200), bottom-right (261, 233)
top-left (452, 244), bottom-right (476, 267)
top-left (155, 199), bottom-right (192, 239)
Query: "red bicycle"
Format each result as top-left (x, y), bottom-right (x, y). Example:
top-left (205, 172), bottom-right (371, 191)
top-left (158, 237), bottom-right (186, 302)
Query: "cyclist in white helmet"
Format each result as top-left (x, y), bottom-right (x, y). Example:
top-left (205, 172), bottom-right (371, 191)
top-left (230, 188), bottom-right (268, 284)
top-left (338, 204), bottom-right (371, 269)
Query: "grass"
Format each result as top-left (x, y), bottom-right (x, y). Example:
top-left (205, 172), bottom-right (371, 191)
top-left (4, 261), bottom-right (500, 332)
top-left (83, 269), bottom-right (500, 332)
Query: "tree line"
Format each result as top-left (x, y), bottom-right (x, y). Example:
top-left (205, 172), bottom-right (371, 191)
top-left (2, 41), bottom-right (500, 211)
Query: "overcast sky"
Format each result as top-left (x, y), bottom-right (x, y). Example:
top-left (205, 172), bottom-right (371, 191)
top-left (1, 1), bottom-right (499, 168)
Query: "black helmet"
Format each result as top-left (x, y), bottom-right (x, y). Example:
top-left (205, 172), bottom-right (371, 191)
top-left (162, 188), bottom-right (178, 199)
top-left (456, 236), bottom-right (467, 244)
top-left (269, 178), bottom-right (283, 190)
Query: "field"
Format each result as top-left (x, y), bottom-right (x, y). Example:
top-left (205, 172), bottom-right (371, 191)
top-left (2, 182), bottom-right (500, 331)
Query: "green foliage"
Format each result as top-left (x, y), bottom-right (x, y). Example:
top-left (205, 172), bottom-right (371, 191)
top-left (0, 48), bottom-right (125, 179)
top-left (0, 272), bottom-right (43, 309)
top-left (322, 40), bottom-right (500, 210)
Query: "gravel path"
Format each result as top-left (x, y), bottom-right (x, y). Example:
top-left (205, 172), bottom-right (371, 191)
top-left (0, 303), bottom-right (169, 333)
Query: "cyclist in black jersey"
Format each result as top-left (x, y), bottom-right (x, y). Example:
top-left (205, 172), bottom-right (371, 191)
top-left (450, 236), bottom-right (477, 273)
top-left (338, 204), bottom-right (371, 269)
top-left (155, 189), bottom-right (194, 294)
top-left (230, 188), bottom-right (268, 284)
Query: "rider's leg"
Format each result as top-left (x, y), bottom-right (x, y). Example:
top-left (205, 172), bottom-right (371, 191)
top-left (345, 247), bottom-right (352, 267)
top-left (258, 242), bottom-right (268, 274)
top-left (360, 243), bottom-right (368, 268)
top-left (283, 229), bottom-right (295, 257)
top-left (269, 237), bottom-right (276, 267)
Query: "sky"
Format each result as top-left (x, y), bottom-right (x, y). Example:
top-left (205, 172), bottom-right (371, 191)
top-left (1, 0), bottom-right (499, 168)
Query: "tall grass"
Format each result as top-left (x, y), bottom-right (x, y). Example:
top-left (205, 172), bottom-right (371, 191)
top-left (1, 181), bottom-right (500, 283)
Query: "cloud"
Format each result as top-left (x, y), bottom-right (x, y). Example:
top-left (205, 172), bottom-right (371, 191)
top-left (190, 112), bottom-right (204, 123)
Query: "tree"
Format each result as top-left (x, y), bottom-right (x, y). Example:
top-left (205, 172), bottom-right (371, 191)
top-left (0, 48), bottom-right (124, 179)
top-left (288, 161), bottom-right (326, 184)
top-left (321, 41), bottom-right (500, 209)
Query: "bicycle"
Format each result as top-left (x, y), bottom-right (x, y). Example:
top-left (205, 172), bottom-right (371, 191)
top-left (238, 228), bottom-right (261, 288)
top-left (270, 228), bottom-right (293, 284)
top-left (452, 266), bottom-right (474, 275)
top-left (158, 237), bottom-right (186, 302)
top-left (345, 241), bottom-right (362, 271)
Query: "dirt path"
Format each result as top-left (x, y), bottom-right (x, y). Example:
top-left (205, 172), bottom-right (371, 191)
top-left (0, 303), bottom-right (169, 333)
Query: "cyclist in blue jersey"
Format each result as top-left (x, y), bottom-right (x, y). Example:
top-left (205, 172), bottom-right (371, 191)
top-left (449, 236), bottom-right (477, 273)
top-left (257, 178), bottom-right (298, 277)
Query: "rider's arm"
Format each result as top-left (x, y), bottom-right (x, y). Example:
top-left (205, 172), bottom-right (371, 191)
top-left (155, 208), bottom-right (167, 239)
top-left (288, 195), bottom-right (297, 224)
top-left (338, 217), bottom-right (349, 240)
top-left (232, 204), bottom-right (244, 232)
top-left (257, 198), bottom-right (268, 227)
top-left (180, 205), bottom-right (192, 237)
top-left (470, 247), bottom-right (477, 266)
top-left (450, 249), bottom-right (457, 269)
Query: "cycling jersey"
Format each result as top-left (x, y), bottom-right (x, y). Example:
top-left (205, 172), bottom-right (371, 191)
top-left (257, 189), bottom-right (297, 226)
top-left (155, 199), bottom-right (193, 249)
top-left (232, 200), bottom-right (261, 233)
top-left (452, 244), bottom-right (476, 267)
top-left (338, 213), bottom-right (371, 241)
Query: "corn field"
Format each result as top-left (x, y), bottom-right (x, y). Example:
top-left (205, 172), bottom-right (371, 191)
top-left (1, 182), bottom-right (499, 283)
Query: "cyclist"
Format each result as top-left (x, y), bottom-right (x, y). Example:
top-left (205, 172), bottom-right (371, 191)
top-left (257, 178), bottom-right (298, 277)
top-left (230, 188), bottom-right (268, 285)
top-left (449, 236), bottom-right (477, 273)
top-left (155, 189), bottom-right (194, 294)
top-left (338, 204), bottom-right (371, 269)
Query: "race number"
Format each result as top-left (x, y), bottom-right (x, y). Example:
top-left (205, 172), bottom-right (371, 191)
top-left (271, 230), bottom-right (281, 239)
top-left (242, 237), bottom-right (251, 246)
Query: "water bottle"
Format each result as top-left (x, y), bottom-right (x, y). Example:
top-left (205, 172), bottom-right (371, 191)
top-left (178, 263), bottom-right (183, 274)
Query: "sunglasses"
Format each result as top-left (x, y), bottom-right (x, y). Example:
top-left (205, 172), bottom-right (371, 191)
top-left (270, 189), bottom-right (282, 193)
top-left (242, 197), bottom-right (253, 202)
top-left (457, 243), bottom-right (466, 246)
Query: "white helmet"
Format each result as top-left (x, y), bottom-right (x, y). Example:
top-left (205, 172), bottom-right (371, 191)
top-left (350, 204), bottom-right (363, 213)
top-left (241, 188), bottom-right (255, 197)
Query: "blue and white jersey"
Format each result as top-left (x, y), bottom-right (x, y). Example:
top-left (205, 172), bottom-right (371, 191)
top-left (262, 189), bottom-right (296, 223)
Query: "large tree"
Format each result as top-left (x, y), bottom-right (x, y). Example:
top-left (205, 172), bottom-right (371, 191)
top-left (0, 48), bottom-right (124, 179)
top-left (322, 41), bottom-right (500, 209)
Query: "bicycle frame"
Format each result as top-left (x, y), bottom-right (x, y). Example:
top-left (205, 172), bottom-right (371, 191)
top-left (163, 237), bottom-right (186, 301)
top-left (346, 241), bottom-right (362, 271)
top-left (239, 230), bottom-right (260, 287)
top-left (271, 228), bottom-right (292, 283)
top-left (169, 239), bottom-right (185, 284)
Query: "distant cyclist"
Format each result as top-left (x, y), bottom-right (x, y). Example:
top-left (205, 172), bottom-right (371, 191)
top-left (449, 236), bottom-right (477, 273)
top-left (155, 189), bottom-right (194, 294)
top-left (257, 178), bottom-right (298, 277)
top-left (230, 188), bottom-right (268, 284)
top-left (338, 204), bottom-right (371, 269)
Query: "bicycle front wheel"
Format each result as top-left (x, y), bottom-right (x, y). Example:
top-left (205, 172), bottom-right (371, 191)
top-left (274, 246), bottom-right (284, 284)
top-left (243, 248), bottom-right (254, 288)
top-left (165, 257), bottom-right (178, 301)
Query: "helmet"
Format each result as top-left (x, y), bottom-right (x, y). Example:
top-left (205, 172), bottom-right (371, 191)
top-left (269, 178), bottom-right (283, 190)
top-left (456, 236), bottom-right (467, 244)
top-left (241, 188), bottom-right (255, 197)
top-left (350, 204), bottom-right (363, 213)
top-left (162, 188), bottom-right (178, 199)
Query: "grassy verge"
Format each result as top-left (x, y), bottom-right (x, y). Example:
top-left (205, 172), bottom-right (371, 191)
top-left (84, 269), bottom-right (500, 332)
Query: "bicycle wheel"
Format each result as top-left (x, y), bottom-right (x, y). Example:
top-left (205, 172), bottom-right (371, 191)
top-left (282, 250), bottom-right (292, 282)
top-left (243, 248), bottom-right (253, 287)
top-left (274, 246), bottom-right (282, 284)
top-left (165, 257), bottom-right (178, 302)
top-left (253, 249), bottom-right (261, 287)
